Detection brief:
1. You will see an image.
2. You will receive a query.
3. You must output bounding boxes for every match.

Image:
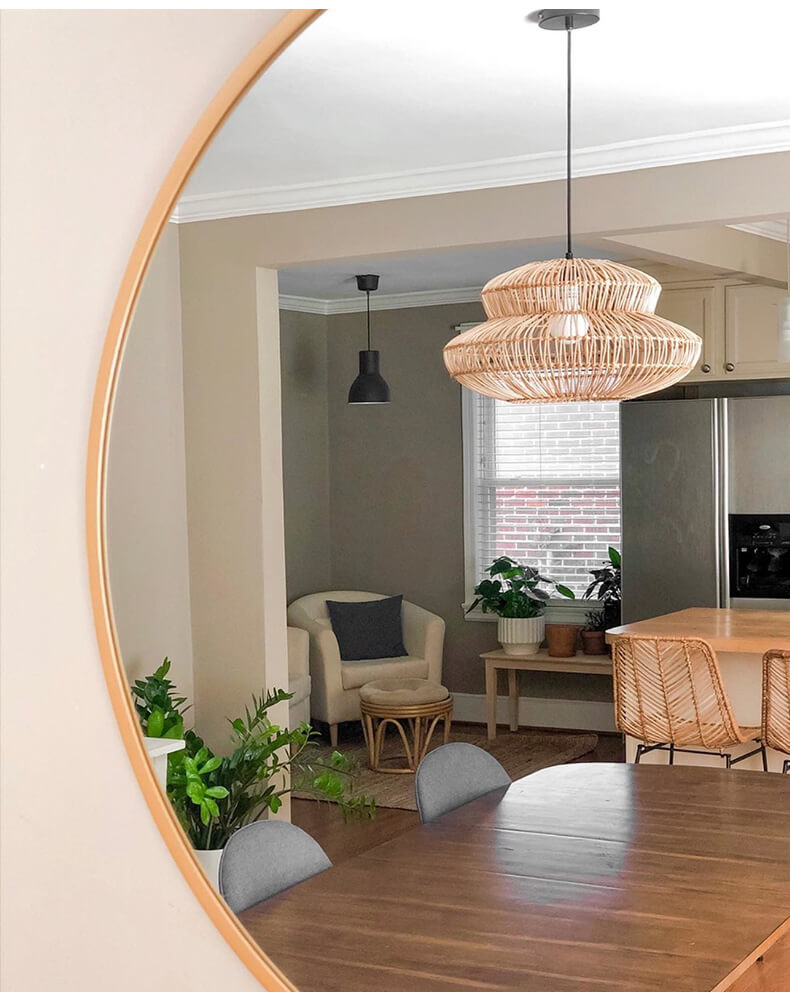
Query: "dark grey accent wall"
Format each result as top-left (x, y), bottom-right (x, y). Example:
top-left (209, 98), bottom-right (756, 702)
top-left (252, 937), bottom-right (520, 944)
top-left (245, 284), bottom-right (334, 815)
top-left (281, 302), bottom-right (612, 700)
top-left (325, 302), bottom-right (495, 693)
top-left (279, 310), bottom-right (332, 602)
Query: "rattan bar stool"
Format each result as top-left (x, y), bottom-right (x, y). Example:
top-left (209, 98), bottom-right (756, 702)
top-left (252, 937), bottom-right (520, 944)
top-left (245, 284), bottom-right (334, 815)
top-left (612, 635), bottom-right (767, 768)
top-left (359, 678), bottom-right (453, 774)
top-left (762, 649), bottom-right (790, 774)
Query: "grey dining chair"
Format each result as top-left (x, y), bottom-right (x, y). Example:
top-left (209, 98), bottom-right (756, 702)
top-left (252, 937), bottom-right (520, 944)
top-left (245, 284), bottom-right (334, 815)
top-left (218, 819), bottom-right (331, 914)
top-left (415, 742), bottom-right (510, 824)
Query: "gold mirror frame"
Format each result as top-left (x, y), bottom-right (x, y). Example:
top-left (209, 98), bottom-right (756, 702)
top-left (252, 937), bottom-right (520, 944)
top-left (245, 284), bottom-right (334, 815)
top-left (85, 10), bottom-right (322, 991)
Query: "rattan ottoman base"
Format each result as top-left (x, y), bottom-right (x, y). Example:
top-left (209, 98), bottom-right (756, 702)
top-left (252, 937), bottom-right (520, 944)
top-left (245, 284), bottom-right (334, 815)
top-left (360, 695), bottom-right (453, 774)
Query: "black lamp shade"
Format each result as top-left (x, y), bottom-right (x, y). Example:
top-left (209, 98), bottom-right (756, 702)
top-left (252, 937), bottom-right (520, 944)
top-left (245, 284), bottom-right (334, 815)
top-left (348, 350), bottom-right (390, 404)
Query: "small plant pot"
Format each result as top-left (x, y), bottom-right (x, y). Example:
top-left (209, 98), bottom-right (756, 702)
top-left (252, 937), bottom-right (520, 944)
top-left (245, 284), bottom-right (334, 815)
top-left (497, 614), bottom-right (545, 656)
top-left (545, 623), bottom-right (579, 658)
top-left (194, 848), bottom-right (223, 890)
top-left (580, 629), bottom-right (607, 656)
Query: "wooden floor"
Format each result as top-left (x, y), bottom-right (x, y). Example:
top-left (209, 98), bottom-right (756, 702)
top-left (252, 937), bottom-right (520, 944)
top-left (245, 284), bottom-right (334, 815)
top-left (292, 727), bottom-right (624, 865)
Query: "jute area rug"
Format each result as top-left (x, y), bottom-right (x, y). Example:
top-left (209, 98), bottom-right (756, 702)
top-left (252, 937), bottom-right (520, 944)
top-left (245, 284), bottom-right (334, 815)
top-left (295, 724), bottom-right (598, 812)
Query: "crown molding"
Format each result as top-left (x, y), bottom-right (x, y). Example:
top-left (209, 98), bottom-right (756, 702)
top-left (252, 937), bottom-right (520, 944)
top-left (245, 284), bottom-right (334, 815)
top-left (279, 285), bottom-right (483, 316)
top-left (728, 220), bottom-right (789, 242)
top-left (172, 120), bottom-right (790, 224)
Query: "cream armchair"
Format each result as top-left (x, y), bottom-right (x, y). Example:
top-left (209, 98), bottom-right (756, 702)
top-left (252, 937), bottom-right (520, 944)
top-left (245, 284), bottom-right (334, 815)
top-left (286, 591), bottom-right (445, 747)
top-left (287, 626), bottom-right (311, 730)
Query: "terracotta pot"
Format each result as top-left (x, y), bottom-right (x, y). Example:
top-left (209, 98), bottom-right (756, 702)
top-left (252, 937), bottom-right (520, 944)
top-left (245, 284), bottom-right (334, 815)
top-left (545, 623), bottom-right (579, 657)
top-left (580, 629), bottom-right (607, 656)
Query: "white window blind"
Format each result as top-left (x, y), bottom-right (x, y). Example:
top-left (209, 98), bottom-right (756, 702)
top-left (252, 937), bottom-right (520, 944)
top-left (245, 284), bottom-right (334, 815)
top-left (463, 384), bottom-right (621, 604)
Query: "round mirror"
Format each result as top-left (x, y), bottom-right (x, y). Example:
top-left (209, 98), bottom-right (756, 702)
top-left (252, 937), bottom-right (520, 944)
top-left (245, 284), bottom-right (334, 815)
top-left (91, 5), bottom-right (790, 990)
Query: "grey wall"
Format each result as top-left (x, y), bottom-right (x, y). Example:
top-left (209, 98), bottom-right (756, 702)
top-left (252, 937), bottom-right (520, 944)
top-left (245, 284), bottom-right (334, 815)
top-left (280, 309), bottom-right (332, 601)
top-left (324, 302), bottom-right (495, 693)
top-left (280, 302), bottom-right (612, 701)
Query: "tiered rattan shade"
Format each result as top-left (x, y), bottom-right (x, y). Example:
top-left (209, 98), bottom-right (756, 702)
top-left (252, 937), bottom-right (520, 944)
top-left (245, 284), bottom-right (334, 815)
top-left (443, 258), bottom-right (702, 402)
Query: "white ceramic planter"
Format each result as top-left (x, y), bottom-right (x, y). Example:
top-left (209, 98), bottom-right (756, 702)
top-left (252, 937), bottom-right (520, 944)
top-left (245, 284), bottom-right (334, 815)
top-left (194, 848), bottom-right (222, 890)
top-left (497, 614), bottom-right (545, 656)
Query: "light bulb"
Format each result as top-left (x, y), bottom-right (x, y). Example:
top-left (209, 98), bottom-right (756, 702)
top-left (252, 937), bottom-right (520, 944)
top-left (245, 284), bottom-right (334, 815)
top-left (546, 284), bottom-right (589, 340)
top-left (778, 296), bottom-right (790, 363)
top-left (547, 312), bottom-right (589, 341)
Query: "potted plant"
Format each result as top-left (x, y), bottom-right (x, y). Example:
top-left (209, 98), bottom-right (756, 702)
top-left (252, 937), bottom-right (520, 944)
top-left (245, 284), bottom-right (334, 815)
top-left (580, 609), bottom-right (607, 655)
top-left (470, 556), bottom-right (574, 656)
top-left (132, 660), bottom-right (374, 887)
top-left (583, 546), bottom-right (622, 655)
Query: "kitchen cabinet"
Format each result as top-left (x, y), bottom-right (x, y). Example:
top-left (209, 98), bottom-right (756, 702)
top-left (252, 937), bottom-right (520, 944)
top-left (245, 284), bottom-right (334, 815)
top-left (724, 282), bottom-right (790, 380)
top-left (655, 284), bottom-right (719, 381)
top-left (655, 279), bottom-right (789, 383)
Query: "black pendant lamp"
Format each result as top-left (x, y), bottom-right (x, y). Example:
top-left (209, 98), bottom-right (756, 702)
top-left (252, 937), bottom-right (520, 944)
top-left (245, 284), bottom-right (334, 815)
top-left (348, 274), bottom-right (390, 404)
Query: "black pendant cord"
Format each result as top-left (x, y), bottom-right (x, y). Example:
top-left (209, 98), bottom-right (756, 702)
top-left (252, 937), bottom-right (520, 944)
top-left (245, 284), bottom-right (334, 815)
top-left (565, 21), bottom-right (573, 260)
top-left (366, 290), bottom-right (371, 350)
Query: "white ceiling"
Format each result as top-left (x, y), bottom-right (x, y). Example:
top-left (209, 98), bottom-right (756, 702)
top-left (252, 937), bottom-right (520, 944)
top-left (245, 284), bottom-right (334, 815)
top-left (278, 239), bottom-right (626, 306)
top-left (178, 2), bottom-right (790, 221)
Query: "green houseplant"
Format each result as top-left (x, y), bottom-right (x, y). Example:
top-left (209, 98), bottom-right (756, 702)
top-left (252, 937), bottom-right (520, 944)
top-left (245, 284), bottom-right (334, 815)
top-left (470, 556), bottom-right (574, 656)
top-left (580, 608), bottom-right (607, 656)
top-left (583, 546), bottom-right (622, 631)
top-left (132, 660), bottom-right (374, 885)
top-left (583, 547), bottom-right (622, 657)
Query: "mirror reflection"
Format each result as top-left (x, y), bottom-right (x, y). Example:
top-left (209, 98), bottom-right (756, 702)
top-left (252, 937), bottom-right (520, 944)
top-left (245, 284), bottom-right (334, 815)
top-left (105, 5), bottom-right (790, 990)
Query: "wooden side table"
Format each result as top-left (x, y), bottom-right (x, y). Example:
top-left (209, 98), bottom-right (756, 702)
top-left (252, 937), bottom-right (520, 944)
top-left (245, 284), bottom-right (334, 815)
top-left (480, 648), bottom-right (612, 742)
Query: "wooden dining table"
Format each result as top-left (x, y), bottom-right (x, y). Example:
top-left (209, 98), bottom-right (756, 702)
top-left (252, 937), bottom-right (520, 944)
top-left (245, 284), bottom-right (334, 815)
top-left (238, 763), bottom-right (790, 991)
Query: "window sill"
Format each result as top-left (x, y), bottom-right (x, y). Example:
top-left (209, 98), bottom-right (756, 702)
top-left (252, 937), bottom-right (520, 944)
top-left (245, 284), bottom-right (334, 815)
top-left (462, 598), bottom-right (603, 625)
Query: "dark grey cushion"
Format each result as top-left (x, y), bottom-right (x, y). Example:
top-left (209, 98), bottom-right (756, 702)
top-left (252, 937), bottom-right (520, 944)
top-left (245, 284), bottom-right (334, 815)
top-left (326, 594), bottom-right (407, 661)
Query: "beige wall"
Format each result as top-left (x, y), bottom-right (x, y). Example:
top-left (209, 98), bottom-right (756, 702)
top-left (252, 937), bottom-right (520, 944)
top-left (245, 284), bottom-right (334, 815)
top-left (107, 222), bottom-right (194, 703)
top-left (179, 213), bottom-right (289, 750)
top-left (279, 309), bottom-right (332, 602)
top-left (176, 151), bottom-right (790, 273)
top-left (0, 9), bottom-right (287, 990)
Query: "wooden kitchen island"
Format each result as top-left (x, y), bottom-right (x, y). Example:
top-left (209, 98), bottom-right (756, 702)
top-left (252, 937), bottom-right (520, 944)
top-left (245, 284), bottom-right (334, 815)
top-left (607, 607), bottom-right (790, 770)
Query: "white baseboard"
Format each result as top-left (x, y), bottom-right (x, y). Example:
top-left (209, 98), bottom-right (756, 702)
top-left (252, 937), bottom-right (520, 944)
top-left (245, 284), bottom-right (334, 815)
top-left (451, 691), bottom-right (617, 734)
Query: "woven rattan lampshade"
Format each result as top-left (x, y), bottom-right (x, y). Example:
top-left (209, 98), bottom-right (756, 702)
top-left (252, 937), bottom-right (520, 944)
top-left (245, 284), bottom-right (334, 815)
top-left (444, 9), bottom-right (702, 403)
top-left (443, 257), bottom-right (702, 402)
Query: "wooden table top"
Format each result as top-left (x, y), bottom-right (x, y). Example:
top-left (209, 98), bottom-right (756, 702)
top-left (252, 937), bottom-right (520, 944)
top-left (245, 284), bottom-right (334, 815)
top-left (480, 648), bottom-right (612, 675)
top-left (607, 607), bottom-right (790, 654)
top-left (238, 763), bottom-right (790, 992)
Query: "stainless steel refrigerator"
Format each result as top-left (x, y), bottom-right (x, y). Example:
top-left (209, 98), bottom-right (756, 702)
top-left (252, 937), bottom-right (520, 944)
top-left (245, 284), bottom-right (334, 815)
top-left (620, 395), bottom-right (790, 623)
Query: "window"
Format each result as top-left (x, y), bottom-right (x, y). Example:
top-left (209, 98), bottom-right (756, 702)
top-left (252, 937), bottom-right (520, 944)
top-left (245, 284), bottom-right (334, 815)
top-left (463, 387), bottom-right (621, 610)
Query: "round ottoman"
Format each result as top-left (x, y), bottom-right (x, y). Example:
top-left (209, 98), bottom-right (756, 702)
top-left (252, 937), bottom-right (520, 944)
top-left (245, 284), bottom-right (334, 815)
top-left (359, 678), bottom-right (453, 774)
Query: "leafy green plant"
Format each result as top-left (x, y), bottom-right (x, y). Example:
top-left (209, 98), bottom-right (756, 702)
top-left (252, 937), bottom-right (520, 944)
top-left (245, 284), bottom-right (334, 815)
top-left (583, 609), bottom-right (606, 633)
top-left (469, 555), bottom-right (575, 619)
top-left (131, 657), bottom-right (188, 740)
top-left (131, 665), bottom-right (374, 850)
top-left (583, 546), bottom-right (622, 629)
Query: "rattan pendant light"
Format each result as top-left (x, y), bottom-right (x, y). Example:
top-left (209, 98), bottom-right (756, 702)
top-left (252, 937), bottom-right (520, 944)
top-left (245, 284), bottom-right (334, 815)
top-left (443, 9), bottom-right (702, 403)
